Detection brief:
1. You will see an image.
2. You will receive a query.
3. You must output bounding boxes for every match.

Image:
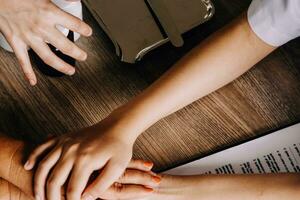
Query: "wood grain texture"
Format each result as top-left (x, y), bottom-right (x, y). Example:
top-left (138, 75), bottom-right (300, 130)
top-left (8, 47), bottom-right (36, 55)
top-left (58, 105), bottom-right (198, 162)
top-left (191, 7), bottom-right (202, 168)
top-left (0, 0), bottom-right (299, 172)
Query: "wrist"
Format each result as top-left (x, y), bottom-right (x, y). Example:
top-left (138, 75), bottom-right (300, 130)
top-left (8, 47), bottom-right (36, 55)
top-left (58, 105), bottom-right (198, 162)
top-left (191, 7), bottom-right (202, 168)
top-left (108, 102), bottom-right (159, 140)
top-left (102, 106), bottom-right (146, 143)
top-left (148, 175), bottom-right (206, 200)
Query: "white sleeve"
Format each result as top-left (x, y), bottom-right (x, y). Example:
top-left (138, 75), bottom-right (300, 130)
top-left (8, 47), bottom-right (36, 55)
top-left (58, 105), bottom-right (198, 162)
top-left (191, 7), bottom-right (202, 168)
top-left (247, 0), bottom-right (300, 47)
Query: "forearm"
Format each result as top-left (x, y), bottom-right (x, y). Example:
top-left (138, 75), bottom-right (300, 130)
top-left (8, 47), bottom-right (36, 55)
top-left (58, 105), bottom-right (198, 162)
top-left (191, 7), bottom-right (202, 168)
top-left (111, 12), bottom-right (276, 140)
top-left (0, 134), bottom-right (34, 197)
top-left (150, 174), bottom-right (300, 200)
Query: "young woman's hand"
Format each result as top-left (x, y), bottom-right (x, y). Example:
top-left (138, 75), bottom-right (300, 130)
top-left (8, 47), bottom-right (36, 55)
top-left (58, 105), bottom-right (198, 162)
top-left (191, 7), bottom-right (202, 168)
top-left (24, 114), bottom-right (141, 200)
top-left (0, 0), bottom-right (92, 85)
top-left (99, 160), bottom-right (161, 200)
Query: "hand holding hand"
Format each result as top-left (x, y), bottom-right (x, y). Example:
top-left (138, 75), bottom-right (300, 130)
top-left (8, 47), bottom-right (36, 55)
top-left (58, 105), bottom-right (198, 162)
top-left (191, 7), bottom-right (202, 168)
top-left (0, 0), bottom-right (92, 85)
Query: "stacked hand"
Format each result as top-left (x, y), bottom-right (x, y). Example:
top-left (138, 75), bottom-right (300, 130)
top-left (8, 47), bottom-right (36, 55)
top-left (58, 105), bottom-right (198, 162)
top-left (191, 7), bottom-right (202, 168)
top-left (24, 114), bottom-right (158, 200)
top-left (0, 0), bottom-right (92, 85)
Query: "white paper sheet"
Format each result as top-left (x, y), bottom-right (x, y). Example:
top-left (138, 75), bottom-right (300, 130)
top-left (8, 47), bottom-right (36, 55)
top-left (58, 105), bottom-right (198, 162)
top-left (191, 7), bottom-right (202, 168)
top-left (165, 123), bottom-right (300, 175)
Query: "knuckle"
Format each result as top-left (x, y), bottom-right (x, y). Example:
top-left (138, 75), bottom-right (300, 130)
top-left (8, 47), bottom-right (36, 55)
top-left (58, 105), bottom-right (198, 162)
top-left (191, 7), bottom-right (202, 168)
top-left (77, 155), bottom-right (88, 164)
top-left (67, 186), bottom-right (74, 194)
top-left (44, 7), bottom-right (55, 19)
top-left (113, 165), bottom-right (126, 174)
top-left (132, 159), bottom-right (143, 167)
top-left (75, 49), bottom-right (86, 60)
top-left (135, 170), bottom-right (145, 179)
top-left (41, 52), bottom-right (53, 64)
top-left (38, 162), bottom-right (48, 170)
top-left (47, 177), bottom-right (58, 188)
top-left (135, 170), bottom-right (151, 182)
top-left (46, 181), bottom-right (53, 188)
top-left (31, 20), bottom-right (45, 34)
top-left (75, 157), bottom-right (90, 170)
top-left (116, 184), bottom-right (125, 194)
top-left (27, 155), bottom-right (36, 163)
top-left (78, 150), bottom-right (91, 159)
top-left (38, 2), bottom-right (55, 17)
top-left (4, 34), bottom-right (14, 43)
top-left (67, 143), bottom-right (79, 153)
top-left (117, 161), bottom-right (129, 170)
top-left (34, 182), bottom-right (42, 190)
top-left (73, 21), bottom-right (82, 31)
top-left (37, 162), bottom-right (50, 173)
top-left (120, 170), bottom-right (129, 180)
top-left (144, 173), bottom-right (153, 182)
top-left (67, 188), bottom-right (81, 200)
top-left (24, 72), bottom-right (33, 79)
top-left (31, 147), bottom-right (42, 156)
top-left (23, 33), bottom-right (34, 44)
top-left (63, 43), bottom-right (74, 54)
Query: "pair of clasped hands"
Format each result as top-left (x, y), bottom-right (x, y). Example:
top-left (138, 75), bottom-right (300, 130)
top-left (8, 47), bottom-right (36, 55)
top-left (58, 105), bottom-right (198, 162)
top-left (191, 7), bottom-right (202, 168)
top-left (0, 0), bottom-right (161, 199)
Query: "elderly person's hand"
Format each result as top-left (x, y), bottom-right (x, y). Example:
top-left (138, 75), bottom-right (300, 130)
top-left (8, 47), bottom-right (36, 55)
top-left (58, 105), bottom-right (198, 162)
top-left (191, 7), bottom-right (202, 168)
top-left (0, 0), bottom-right (92, 85)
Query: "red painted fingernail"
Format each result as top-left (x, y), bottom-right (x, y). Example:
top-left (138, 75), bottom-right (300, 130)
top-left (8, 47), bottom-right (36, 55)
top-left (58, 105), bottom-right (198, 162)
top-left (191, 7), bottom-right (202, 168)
top-left (144, 161), bottom-right (153, 168)
top-left (144, 186), bottom-right (154, 192)
top-left (148, 171), bottom-right (157, 176)
top-left (152, 176), bottom-right (161, 184)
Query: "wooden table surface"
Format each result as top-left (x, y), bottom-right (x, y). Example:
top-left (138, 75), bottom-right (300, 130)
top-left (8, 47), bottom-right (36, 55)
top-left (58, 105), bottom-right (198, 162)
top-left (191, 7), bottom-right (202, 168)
top-left (0, 0), bottom-right (299, 172)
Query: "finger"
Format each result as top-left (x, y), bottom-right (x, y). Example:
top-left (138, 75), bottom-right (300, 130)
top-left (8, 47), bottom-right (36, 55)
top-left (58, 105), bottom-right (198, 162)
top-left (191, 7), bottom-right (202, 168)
top-left (82, 159), bottom-right (128, 200)
top-left (46, 150), bottom-right (76, 200)
top-left (43, 28), bottom-right (87, 61)
top-left (24, 139), bottom-right (57, 170)
top-left (0, 28), bottom-right (36, 85)
top-left (29, 36), bottom-right (76, 75)
top-left (127, 160), bottom-right (154, 171)
top-left (34, 146), bottom-right (63, 200)
top-left (52, 7), bottom-right (92, 37)
top-left (66, 159), bottom-right (97, 200)
top-left (15, 45), bottom-right (37, 86)
top-left (8, 38), bottom-right (37, 86)
top-left (103, 184), bottom-right (154, 200)
top-left (118, 169), bottom-right (161, 188)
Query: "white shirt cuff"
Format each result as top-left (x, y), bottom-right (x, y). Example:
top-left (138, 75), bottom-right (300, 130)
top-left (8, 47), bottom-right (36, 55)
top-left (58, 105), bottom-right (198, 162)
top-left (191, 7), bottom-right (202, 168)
top-left (247, 0), bottom-right (300, 47)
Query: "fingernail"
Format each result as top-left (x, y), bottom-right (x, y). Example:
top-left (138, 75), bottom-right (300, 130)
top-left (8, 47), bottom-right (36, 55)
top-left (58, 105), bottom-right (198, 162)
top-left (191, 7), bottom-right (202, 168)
top-left (152, 176), bottom-right (161, 184)
top-left (82, 52), bottom-right (88, 60)
top-left (24, 161), bottom-right (31, 170)
top-left (87, 28), bottom-right (93, 36)
top-left (29, 79), bottom-right (36, 86)
top-left (82, 194), bottom-right (94, 200)
top-left (67, 69), bottom-right (75, 76)
top-left (148, 171), bottom-right (157, 176)
top-left (144, 186), bottom-right (154, 193)
top-left (35, 194), bottom-right (41, 200)
top-left (144, 161), bottom-right (153, 168)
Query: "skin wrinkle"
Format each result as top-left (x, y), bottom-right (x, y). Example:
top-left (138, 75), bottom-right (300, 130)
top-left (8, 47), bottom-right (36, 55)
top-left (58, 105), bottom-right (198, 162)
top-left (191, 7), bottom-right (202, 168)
top-left (0, 136), bottom-right (33, 200)
top-left (0, 178), bottom-right (31, 200)
top-left (8, 143), bottom-right (21, 178)
top-left (8, 143), bottom-right (27, 197)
